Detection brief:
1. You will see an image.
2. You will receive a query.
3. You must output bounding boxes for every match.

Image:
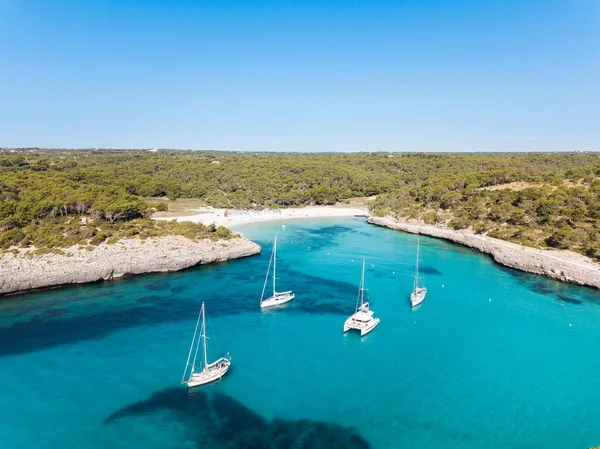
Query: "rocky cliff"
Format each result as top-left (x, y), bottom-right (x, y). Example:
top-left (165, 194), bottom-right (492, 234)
top-left (368, 216), bottom-right (600, 289)
top-left (0, 236), bottom-right (261, 295)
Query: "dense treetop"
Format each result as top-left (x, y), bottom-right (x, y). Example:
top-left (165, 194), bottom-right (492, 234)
top-left (1, 149), bottom-right (599, 257)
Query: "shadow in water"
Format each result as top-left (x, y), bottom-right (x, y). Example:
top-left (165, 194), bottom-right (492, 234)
top-left (554, 295), bottom-right (582, 305)
top-left (0, 287), bottom-right (261, 358)
top-left (0, 295), bottom-right (185, 357)
top-left (105, 387), bottom-right (370, 449)
top-left (0, 263), bottom-right (358, 357)
top-left (297, 225), bottom-right (355, 237)
top-left (41, 308), bottom-right (68, 317)
top-left (494, 263), bottom-right (599, 306)
top-left (280, 268), bottom-right (359, 316)
top-left (285, 225), bottom-right (356, 252)
top-left (144, 281), bottom-right (172, 292)
top-left (421, 266), bottom-right (442, 276)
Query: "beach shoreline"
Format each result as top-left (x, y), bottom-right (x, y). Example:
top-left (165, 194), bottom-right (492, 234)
top-left (368, 215), bottom-right (600, 289)
top-left (1, 205), bottom-right (365, 297)
top-left (156, 205), bottom-right (600, 288)
top-left (153, 206), bottom-right (368, 228)
top-left (4, 205), bottom-right (599, 296)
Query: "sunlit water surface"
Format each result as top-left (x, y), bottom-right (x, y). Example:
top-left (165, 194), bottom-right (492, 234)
top-left (1, 217), bottom-right (600, 448)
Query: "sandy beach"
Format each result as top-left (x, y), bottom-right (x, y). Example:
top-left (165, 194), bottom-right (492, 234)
top-left (1, 206), bottom-right (366, 296)
top-left (153, 206), bottom-right (367, 227)
top-left (155, 206), bottom-right (600, 289)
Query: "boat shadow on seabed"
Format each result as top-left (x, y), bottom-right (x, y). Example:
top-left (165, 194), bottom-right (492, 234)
top-left (104, 387), bottom-right (371, 449)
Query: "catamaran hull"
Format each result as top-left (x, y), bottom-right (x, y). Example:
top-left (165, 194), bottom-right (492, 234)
top-left (343, 317), bottom-right (380, 336)
top-left (410, 290), bottom-right (427, 307)
top-left (185, 358), bottom-right (231, 388)
top-left (260, 293), bottom-right (295, 309)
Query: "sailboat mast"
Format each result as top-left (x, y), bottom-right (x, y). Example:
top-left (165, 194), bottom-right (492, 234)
top-left (353, 259), bottom-right (365, 314)
top-left (272, 235), bottom-right (277, 296)
top-left (202, 302), bottom-right (208, 369)
top-left (182, 303), bottom-right (203, 383)
top-left (260, 247), bottom-right (272, 303)
top-left (414, 237), bottom-right (420, 290)
top-left (361, 258), bottom-right (366, 306)
top-left (190, 302), bottom-right (204, 374)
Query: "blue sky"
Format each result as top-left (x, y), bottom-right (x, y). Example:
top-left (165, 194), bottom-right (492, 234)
top-left (1, 0), bottom-right (599, 151)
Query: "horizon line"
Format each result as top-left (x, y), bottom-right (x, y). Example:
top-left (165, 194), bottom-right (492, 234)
top-left (1, 147), bottom-right (598, 154)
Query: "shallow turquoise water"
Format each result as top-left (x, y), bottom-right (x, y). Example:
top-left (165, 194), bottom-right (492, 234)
top-left (1, 217), bottom-right (600, 448)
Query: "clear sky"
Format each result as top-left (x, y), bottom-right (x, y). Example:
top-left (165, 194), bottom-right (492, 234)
top-left (1, 0), bottom-right (599, 152)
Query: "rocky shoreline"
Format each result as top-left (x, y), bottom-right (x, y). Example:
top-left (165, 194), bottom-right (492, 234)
top-left (368, 215), bottom-right (600, 289)
top-left (0, 235), bottom-right (261, 296)
top-left (4, 215), bottom-right (599, 296)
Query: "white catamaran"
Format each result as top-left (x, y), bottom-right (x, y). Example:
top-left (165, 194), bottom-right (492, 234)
top-left (344, 259), bottom-right (380, 336)
top-left (260, 235), bottom-right (295, 309)
top-left (410, 236), bottom-right (427, 307)
top-left (181, 302), bottom-right (231, 388)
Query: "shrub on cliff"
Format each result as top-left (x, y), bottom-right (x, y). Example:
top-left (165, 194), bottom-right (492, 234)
top-left (545, 228), bottom-right (574, 249)
top-left (214, 226), bottom-right (232, 239)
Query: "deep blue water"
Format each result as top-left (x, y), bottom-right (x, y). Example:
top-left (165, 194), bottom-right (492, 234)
top-left (1, 217), bottom-right (600, 449)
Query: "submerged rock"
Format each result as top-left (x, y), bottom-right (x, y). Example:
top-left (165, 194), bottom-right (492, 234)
top-left (105, 387), bottom-right (371, 449)
top-left (0, 236), bottom-right (261, 295)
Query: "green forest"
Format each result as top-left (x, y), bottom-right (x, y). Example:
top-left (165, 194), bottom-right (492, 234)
top-left (1, 149), bottom-right (599, 258)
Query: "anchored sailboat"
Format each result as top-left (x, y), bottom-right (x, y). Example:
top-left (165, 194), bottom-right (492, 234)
top-left (410, 236), bottom-right (427, 307)
top-left (344, 259), bottom-right (380, 336)
top-left (260, 235), bottom-right (295, 309)
top-left (181, 302), bottom-right (231, 388)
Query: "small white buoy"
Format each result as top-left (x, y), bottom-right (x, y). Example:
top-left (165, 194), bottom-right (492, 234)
top-left (569, 323), bottom-right (572, 327)
top-left (489, 298), bottom-right (492, 302)
top-left (351, 259), bottom-right (354, 262)
top-left (281, 224), bottom-right (285, 229)
top-left (392, 271), bottom-right (395, 275)
top-left (327, 252), bottom-right (330, 256)
top-left (371, 264), bottom-right (374, 268)
top-left (442, 284), bottom-right (445, 288)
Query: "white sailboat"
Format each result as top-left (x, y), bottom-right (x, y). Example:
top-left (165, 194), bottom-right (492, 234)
top-left (260, 235), bottom-right (295, 309)
top-left (181, 302), bottom-right (231, 388)
top-left (344, 259), bottom-right (380, 336)
top-left (410, 236), bottom-right (427, 307)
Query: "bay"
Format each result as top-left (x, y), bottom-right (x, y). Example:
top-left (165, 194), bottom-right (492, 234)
top-left (1, 217), bottom-right (599, 448)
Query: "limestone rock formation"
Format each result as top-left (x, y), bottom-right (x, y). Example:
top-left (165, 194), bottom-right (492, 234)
top-left (0, 236), bottom-right (261, 295)
top-left (369, 216), bottom-right (600, 289)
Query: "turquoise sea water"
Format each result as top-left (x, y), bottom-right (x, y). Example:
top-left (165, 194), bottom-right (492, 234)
top-left (1, 217), bottom-right (600, 449)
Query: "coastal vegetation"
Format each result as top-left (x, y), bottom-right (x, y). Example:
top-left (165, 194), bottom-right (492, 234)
top-left (1, 149), bottom-right (599, 258)
top-left (0, 152), bottom-right (235, 250)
